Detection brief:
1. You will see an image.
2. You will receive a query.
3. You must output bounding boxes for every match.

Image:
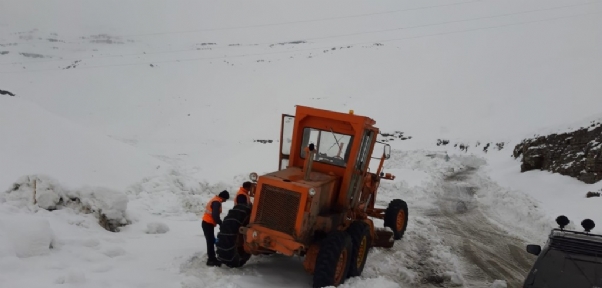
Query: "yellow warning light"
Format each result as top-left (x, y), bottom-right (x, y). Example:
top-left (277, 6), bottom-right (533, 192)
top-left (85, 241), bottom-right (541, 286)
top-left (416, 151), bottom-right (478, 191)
top-left (349, 110), bottom-right (354, 115)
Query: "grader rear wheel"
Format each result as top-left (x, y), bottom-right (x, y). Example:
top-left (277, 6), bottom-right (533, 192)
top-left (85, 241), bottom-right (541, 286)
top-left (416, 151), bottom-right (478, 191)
top-left (384, 199), bottom-right (408, 240)
top-left (216, 204), bottom-right (252, 268)
top-left (312, 231), bottom-right (352, 288)
top-left (346, 221), bottom-right (372, 277)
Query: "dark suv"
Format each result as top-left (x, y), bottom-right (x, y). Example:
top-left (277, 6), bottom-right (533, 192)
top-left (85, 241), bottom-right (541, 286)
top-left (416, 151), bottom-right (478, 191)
top-left (523, 216), bottom-right (602, 288)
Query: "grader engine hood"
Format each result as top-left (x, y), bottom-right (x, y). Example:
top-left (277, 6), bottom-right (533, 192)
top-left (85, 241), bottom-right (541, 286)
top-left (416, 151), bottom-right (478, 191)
top-left (245, 167), bottom-right (338, 255)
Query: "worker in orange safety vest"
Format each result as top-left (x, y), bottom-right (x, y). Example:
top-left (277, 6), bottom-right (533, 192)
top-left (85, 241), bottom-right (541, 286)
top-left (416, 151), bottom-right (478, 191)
top-left (234, 181), bottom-right (253, 206)
top-left (202, 190), bottom-right (229, 267)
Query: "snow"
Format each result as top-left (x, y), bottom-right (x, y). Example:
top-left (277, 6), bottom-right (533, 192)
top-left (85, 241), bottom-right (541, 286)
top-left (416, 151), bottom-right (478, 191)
top-left (337, 276), bottom-right (401, 288)
top-left (146, 222), bottom-right (170, 234)
top-left (0, 216), bottom-right (55, 258)
top-left (3, 174), bottom-right (130, 231)
top-left (0, 97), bottom-right (170, 191)
top-left (490, 280), bottom-right (508, 288)
top-left (381, 168), bottom-right (429, 188)
top-left (54, 270), bottom-right (87, 285)
top-left (1, 0), bottom-right (601, 287)
top-left (486, 151), bottom-right (602, 236)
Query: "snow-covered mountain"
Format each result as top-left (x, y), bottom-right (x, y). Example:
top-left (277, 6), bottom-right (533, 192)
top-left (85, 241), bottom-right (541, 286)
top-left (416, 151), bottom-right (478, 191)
top-left (1, 1), bottom-right (601, 287)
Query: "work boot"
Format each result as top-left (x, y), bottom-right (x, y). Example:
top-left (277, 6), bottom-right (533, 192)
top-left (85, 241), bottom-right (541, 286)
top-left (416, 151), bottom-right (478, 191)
top-left (206, 258), bottom-right (222, 267)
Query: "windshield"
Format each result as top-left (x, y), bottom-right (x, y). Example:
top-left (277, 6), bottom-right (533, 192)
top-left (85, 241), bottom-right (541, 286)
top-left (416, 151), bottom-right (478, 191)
top-left (300, 127), bottom-right (353, 167)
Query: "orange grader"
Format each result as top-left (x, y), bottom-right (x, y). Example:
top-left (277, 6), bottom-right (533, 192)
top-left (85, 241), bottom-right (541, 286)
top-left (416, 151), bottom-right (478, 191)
top-left (216, 105), bottom-right (408, 287)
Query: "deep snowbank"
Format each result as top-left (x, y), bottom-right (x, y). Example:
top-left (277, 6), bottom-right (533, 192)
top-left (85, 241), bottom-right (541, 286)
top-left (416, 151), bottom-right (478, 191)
top-left (1, 174), bottom-right (130, 232)
top-left (125, 168), bottom-right (234, 218)
top-left (0, 171), bottom-right (205, 288)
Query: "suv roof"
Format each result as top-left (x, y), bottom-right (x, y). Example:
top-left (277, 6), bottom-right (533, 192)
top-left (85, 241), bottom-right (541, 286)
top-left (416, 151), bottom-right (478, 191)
top-left (523, 228), bottom-right (602, 288)
top-left (548, 229), bottom-right (602, 257)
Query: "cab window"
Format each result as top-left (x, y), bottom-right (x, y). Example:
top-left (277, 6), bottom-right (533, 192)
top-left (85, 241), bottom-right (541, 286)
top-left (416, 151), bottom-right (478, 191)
top-left (300, 127), bottom-right (353, 167)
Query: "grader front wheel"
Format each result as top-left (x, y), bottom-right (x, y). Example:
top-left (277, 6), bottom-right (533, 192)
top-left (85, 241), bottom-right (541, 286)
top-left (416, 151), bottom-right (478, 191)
top-left (384, 199), bottom-right (408, 240)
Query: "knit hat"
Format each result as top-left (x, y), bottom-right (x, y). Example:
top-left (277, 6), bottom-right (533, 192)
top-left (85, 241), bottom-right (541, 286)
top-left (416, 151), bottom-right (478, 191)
top-left (219, 190), bottom-right (230, 200)
top-left (242, 181), bottom-right (252, 189)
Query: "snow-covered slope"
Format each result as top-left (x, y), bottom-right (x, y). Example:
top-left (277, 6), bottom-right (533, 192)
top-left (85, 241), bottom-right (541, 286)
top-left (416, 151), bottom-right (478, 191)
top-left (0, 96), bottom-right (170, 190)
top-left (3, 0), bottom-right (602, 149)
top-left (1, 0), bottom-right (601, 287)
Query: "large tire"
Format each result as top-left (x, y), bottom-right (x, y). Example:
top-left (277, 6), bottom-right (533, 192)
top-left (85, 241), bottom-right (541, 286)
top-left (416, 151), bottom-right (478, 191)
top-left (384, 199), bottom-right (408, 240)
top-left (389, 199), bottom-right (405, 209)
top-left (312, 231), bottom-right (352, 288)
top-left (216, 204), bottom-right (251, 268)
top-left (346, 221), bottom-right (372, 278)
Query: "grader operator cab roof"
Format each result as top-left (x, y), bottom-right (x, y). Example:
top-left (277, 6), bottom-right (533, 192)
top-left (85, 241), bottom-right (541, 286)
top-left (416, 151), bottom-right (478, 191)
top-left (279, 105), bottom-right (379, 177)
top-left (275, 105), bottom-right (384, 210)
top-left (280, 106), bottom-right (376, 165)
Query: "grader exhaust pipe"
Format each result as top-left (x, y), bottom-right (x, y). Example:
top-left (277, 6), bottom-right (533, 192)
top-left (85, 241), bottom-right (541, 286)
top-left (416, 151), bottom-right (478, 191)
top-left (303, 143), bottom-right (316, 181)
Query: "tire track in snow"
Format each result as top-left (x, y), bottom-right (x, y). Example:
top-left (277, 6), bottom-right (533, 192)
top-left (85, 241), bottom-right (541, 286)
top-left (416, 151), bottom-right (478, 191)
top-left (427, 166), bottom-right (535, 287)
top-left (361, 221), bottom-right (460, 288)
top-left (349, 151), bottom-right (469, 287)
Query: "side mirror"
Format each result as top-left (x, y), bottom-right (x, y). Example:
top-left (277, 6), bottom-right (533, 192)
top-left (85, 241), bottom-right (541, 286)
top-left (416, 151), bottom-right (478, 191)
top-left (384, 144), bottom-right (391, 159)
top-left (526, 244), bottom-right (541, 256)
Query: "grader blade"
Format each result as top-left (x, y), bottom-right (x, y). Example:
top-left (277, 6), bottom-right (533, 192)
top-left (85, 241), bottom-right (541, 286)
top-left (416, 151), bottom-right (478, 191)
top-left (373, 228), bottom-right (395, 248)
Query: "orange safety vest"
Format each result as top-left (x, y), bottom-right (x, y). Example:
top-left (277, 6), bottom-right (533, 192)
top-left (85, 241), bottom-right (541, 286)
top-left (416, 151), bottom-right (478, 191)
top-left (202, 196), bottom-right (223, 225)
top-left (234, 187), bottom-right (251, 206)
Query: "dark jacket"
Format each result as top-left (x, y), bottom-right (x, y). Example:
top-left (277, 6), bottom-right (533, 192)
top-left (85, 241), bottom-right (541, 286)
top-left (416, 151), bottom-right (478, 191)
top-left (236, 194), bottom-right (248, 205)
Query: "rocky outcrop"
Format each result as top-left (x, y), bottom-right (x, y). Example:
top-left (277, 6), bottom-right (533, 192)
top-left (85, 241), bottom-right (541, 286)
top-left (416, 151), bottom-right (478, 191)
top-left (0, 89), bottom-right (15, 96)
top-left (513, 121), bottom-right (602, 184)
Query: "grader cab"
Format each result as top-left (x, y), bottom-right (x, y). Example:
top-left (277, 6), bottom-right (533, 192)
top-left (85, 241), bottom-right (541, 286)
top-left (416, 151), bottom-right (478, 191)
top-left (216, 105), bottom-right (408, 287)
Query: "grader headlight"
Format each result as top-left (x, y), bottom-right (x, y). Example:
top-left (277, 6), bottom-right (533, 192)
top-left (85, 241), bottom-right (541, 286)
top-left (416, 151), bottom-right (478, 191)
top-left (249, 172), bottom-right (258, 182)
top-left (309, 188), bottom-right (316, 197)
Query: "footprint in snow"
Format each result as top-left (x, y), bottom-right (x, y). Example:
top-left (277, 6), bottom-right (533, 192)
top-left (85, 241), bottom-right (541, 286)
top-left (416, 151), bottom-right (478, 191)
top-left (102, 247), bottom-right (126, 258)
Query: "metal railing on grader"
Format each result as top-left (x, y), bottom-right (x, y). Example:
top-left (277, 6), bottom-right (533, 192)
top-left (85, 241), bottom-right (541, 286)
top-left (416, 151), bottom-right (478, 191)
top-left (216, 105), bottom-right (408, 288)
